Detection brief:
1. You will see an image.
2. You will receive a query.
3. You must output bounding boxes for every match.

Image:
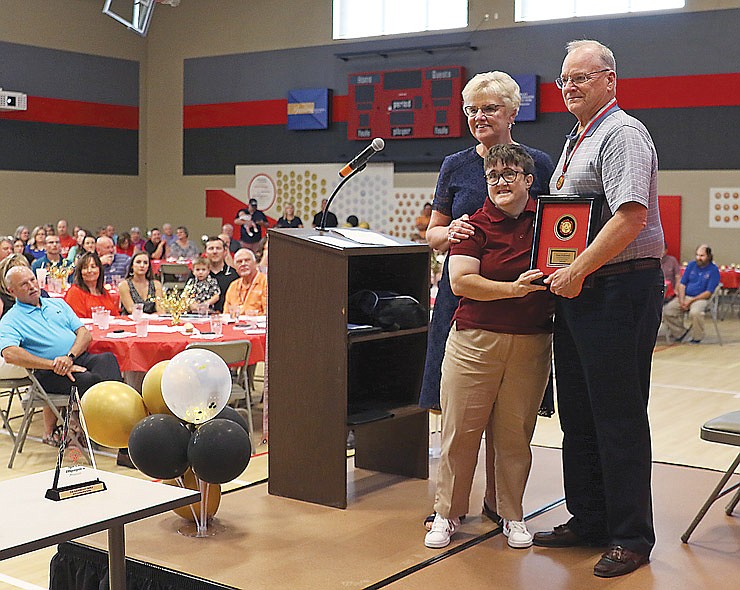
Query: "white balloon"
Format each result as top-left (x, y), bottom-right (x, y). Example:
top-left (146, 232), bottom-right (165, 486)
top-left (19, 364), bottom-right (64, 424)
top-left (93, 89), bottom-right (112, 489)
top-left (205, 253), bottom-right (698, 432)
top-left (161, 349), bottom-right (232, 424)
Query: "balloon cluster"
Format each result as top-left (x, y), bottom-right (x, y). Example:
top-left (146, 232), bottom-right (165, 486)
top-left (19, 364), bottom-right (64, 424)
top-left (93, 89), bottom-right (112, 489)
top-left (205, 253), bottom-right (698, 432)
top-left (80, 349), bottom-right (252, 527)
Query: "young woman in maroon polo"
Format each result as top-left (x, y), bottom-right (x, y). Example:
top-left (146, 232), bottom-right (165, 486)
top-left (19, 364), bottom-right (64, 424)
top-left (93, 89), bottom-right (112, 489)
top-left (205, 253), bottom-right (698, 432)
top-left (425, 145), bottom-right (554, 550)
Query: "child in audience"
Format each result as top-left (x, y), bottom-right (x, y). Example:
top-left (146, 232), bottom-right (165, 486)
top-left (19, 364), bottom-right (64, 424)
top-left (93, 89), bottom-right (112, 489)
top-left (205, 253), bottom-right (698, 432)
top-left (186, 257), bottom-right (220, 311)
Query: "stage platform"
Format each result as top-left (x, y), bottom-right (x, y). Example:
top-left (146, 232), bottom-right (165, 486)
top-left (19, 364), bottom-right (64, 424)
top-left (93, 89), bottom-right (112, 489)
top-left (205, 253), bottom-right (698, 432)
top-left (53, 446), bottom-right (739, 589)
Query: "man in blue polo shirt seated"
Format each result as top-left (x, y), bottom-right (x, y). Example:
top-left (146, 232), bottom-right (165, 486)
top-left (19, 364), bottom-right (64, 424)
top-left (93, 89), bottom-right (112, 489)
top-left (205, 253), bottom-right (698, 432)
top-left (663, 244), bottom-right (721, 343)
top-left (0, 266), bottom-right (122, 446)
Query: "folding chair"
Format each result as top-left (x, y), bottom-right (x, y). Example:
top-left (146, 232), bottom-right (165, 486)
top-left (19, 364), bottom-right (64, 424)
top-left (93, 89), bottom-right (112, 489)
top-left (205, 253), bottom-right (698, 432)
top-left (0, 360), bottom-right (33, 443)
top-left (704, 283), bottom-right (723, 345)
top-left (7, 370), bottom-right (72, 468)
top-left (186, 340), bottom-right (255, 448)
top-left (160, 263), bottom-right (191, 290)
top-left (681, 410), bottom-right (740, 542)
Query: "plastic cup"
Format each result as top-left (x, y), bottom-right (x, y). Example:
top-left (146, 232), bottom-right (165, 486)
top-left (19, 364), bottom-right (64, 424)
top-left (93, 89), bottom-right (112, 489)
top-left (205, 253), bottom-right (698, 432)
top-left (35, 268), bottom-right (48, 289)
top-left (91, 306), bottom-right (104, 327)
top-left (210, 315), bottom-right (223, 336)
top-left (98, 309), bottom-right (110, 330)
top-left (132, 303), bottom-right (144, 322)
top-left (135, 318), bottom-right (149, 337)
top-left (228, 304), bottom-right (239, 322)
top-left (197, 303), bottom-right (209, 318)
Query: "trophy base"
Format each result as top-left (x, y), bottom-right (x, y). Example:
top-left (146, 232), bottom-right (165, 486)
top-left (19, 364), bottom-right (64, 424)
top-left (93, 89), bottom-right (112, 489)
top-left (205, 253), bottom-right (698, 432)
top-left (45, 479), bottom-right (107, 501)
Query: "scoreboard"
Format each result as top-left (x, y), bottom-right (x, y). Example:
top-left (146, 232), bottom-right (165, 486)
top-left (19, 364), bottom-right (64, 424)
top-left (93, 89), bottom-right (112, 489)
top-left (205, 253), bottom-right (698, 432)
top-left (347, 66), bottom-right (465, 141)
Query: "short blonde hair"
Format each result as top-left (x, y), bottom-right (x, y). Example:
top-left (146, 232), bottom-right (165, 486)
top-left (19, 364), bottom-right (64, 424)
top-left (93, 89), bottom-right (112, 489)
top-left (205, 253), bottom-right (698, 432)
top-left (462, 71), bottom-right (521, 113)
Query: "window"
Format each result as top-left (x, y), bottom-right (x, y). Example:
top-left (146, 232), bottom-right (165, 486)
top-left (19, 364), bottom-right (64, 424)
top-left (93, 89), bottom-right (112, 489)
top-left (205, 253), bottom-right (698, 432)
top-left (333, 0), bottom-right (468, 40)
top-left (515, 0), bottom-right (684, 22)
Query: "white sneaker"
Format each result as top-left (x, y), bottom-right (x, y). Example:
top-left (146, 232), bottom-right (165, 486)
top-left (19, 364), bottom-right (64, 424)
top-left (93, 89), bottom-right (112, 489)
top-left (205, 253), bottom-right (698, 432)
top-left (503, 519), bottom-right (533, 548)
top-left (424, 513), bottom-right (460, 548)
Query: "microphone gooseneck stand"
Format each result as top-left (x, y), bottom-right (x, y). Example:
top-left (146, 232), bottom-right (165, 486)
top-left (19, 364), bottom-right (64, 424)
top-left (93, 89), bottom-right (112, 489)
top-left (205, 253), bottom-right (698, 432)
top-left (317, 164), bottom-right (366, 232)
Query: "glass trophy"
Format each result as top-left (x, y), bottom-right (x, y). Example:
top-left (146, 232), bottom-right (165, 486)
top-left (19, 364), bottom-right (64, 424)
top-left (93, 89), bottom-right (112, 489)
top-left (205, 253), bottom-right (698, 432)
top-left (46, 387), bottom-right (107, 501)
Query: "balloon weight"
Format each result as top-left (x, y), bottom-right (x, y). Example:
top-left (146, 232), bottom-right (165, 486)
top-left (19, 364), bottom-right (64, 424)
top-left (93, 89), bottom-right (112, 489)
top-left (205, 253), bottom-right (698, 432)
top-left (128, 414), bottom-right (191, 479)
top-left (161, 349), bottom-right (231, 424)
top-left (80, 381), bottom-right (147, 448)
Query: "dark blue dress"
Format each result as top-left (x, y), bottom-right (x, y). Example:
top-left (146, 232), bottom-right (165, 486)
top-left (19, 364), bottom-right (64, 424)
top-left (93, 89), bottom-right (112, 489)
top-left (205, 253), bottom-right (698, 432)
top-left (419, 144), bottom-right (555, 410)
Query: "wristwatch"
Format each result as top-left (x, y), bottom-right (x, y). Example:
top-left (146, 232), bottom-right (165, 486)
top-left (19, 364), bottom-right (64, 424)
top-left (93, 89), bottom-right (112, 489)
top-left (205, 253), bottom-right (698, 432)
top-left (67, 352), bottom-right (76, 361)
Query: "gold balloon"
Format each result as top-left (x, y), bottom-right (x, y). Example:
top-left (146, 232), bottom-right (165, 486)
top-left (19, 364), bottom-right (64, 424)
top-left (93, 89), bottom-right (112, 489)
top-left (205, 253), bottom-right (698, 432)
top-left (80, 381), bottom-right (147, 448)
top-left (141, 360), bottom-right (173, 415)
top-left (164, 468), bottom-right (221, 521)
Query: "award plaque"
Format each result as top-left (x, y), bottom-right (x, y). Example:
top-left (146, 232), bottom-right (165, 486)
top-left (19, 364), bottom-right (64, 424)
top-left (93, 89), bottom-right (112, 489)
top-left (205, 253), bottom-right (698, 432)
top-left (530, 196), bottom-right (602, 277)
top-left (46, 387), bottom-right (107, 501)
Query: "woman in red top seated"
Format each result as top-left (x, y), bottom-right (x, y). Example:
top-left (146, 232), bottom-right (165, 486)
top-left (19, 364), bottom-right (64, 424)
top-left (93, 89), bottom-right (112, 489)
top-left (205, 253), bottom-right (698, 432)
top-left (64, 252), bottom-right (120, 318)
top-left (116, 232), bottom-right (134, 257)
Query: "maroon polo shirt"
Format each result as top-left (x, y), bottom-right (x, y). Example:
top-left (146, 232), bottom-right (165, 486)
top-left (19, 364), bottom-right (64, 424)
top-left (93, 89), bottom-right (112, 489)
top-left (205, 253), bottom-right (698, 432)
top-left (450, 196), bottom-right (553, 335)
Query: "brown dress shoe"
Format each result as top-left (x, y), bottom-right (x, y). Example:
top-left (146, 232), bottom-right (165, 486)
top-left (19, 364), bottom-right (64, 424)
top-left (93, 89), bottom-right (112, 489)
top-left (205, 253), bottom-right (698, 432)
top-left (593, 545), bottom-right (649, 578)
top-left (533, 524), bottom-right (592, 548)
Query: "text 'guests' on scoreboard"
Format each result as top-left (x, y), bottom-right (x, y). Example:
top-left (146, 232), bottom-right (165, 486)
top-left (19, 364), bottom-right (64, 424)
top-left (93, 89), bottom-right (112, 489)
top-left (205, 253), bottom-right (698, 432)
top-left (348, 66), bottom-right (465, 141)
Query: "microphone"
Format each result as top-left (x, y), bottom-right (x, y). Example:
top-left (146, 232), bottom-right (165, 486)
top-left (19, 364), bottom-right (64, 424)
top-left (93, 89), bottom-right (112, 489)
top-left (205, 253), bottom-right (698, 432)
top-left (338, 138), bottom-right (385, 177)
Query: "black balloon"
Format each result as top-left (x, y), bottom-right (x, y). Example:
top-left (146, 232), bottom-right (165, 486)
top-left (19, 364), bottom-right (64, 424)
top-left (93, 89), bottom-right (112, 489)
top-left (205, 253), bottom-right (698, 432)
top-left (128, 415), bottom-right (191, 479)
top-left (188, 419), bottom-right (252, 484)
top-left (214, 406), bottom-right (250, 434)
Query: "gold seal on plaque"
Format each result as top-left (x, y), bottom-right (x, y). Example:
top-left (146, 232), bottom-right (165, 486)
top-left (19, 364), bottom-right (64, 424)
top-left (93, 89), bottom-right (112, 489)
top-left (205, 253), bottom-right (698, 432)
top-left (554, 215), bottom-right (577, 241)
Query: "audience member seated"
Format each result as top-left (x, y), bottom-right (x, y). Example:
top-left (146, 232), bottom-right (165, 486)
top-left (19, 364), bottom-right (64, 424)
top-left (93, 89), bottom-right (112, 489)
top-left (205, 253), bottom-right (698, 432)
top-left (13, 238), bottom-right (35, 265)
top-left (415, 203), bottom-right (433, 242)
top-left (0, 255), bottom-right (34, 318)
top-left (116, 231), bottom-right (134, 257)
top-left (14, 225), bottom-right (30, 245)
top-left (144, 227), bottom-right (168, 260)
top-left (129, 227), bottom-right (146, 252)
top-left (25, 226), bottom-right (47, 260)
top-left (96, 236), bottom-right (130, 284)
top-left (43, 223), bottom-right (55, 236)
top-left (312, 198), bottom-right (338, 228)
top-left (161, 223), bottom-right (176, 247)
top-left (169, 225), bottom-right (200, 260)
top-left (661, 242), bottom-right (681, 302)
top-left (663, 244), bottom-right (720, 343)
top-left (224, 249), bottom-right (267, 315)
top-left (235, 198), bottom-right (269, 251)
top-left (56, 219), bottom-right (77, 257)
top-left (276, 203), bottom-right (304, 228)
top-left (185, 258), bottom-right (221, 311)
top-left (104, 224), bottom-right (117, 244)
top-left (64, 252), bottom-right (120, 318)
top-left (204, 236), bottom-right (237, 312)
top-left (66, 232), bottom-right (96, 263)
top-left (0, 237), bottom-right (12, 262)
top-left (217, 233), bottom-right (237, 266)
top-left (31, 235), bottom-right (74, 274)
top-left (0, 266), bottom-right (122, 446)
top-left (220, 224), bottom-right (241, 255)
top-left (118, 251), bottom-right (164, 315)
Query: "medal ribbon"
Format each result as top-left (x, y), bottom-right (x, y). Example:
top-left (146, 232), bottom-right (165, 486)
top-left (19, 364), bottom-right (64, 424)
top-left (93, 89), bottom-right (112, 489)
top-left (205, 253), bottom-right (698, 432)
top-left (557, 98), bottom-right (618, 188)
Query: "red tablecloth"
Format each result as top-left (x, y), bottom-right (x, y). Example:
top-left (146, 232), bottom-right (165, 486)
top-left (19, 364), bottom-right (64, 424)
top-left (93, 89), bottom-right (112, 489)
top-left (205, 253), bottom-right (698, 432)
top-left (720, 269), bottom-right (740, 290)
top-left (88, 318), bottom-right (266, 372)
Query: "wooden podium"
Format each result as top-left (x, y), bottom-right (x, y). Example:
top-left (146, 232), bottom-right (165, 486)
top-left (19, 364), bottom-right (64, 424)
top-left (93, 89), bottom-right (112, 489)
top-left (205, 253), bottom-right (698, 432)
top-left (267, 228), bottom-right (430, 508)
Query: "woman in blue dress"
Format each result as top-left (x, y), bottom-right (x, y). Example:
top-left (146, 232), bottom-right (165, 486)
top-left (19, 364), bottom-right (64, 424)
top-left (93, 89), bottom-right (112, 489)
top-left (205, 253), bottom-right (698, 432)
top-left (421, 71), bottom-right (555, 528)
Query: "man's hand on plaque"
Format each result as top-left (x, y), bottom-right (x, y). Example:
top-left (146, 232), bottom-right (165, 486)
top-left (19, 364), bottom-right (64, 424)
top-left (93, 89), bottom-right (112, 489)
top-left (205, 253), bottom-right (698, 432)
top-left (544, 266), bottom-right (585, 299)
top-left (447, 214), bottom-right (474, 244)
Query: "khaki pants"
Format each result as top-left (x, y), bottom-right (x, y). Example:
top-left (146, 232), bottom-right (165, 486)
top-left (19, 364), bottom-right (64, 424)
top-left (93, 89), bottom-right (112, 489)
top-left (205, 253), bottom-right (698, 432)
top-left (434, 325), bottom-right (552, 521)
top-left (663, 297), bottom-right (709, 341)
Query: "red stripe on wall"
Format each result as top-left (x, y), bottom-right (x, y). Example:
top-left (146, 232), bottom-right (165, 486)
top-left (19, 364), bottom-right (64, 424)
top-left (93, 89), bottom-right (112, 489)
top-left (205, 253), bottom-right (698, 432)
top-left (184, 72), bottom-right (740, 129)
top-left (0, 96), bottom-right (138, 130)
top-left (540, 72), bottom-right (740, 113)
top-left (184, 94), bottom-right (351, 129)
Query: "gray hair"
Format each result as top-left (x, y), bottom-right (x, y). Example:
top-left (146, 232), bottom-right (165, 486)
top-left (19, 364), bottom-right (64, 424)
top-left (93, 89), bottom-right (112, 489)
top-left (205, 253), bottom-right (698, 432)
top-left (4, 264), bottom-right (32, 286)
top-left (462, 71), bottom-right (521, 112)
top-left (234, 248), bottom-right (256, 262)
top-left (566, 40), bottom-right (617, 74)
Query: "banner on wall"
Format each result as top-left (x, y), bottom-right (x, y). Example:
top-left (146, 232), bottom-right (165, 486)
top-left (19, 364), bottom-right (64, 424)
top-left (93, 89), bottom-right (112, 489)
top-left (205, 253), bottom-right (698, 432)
top-left (287, 88), bottom-right (331, 130)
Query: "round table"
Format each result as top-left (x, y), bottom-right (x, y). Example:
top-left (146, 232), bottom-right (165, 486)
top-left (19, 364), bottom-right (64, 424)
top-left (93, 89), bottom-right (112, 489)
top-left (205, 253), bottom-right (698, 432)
top-left (87, 316), bottom-right (266, 372)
